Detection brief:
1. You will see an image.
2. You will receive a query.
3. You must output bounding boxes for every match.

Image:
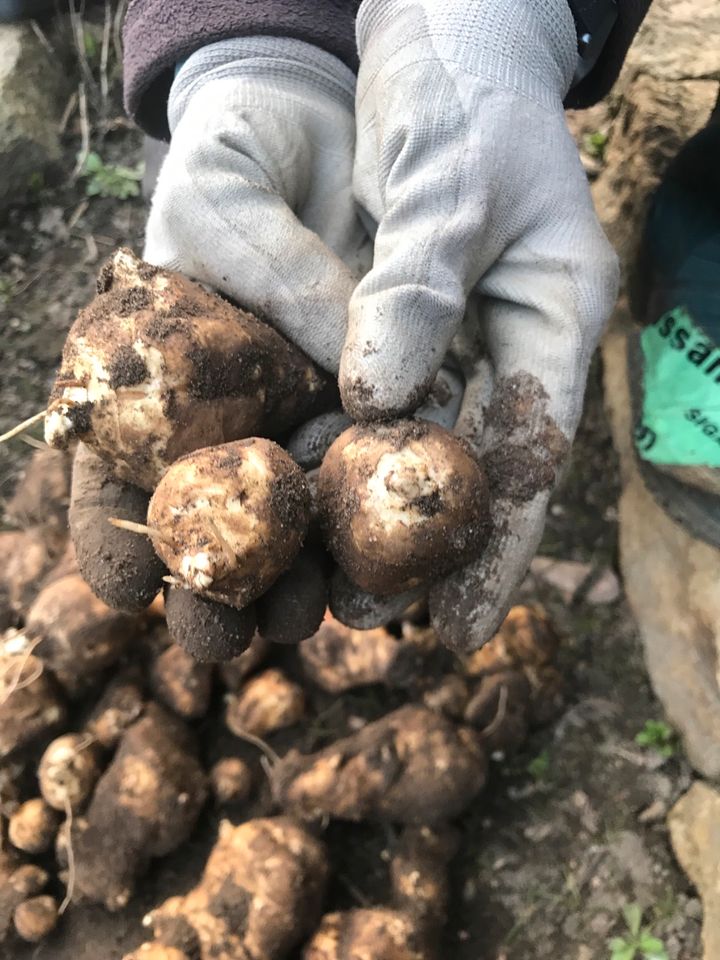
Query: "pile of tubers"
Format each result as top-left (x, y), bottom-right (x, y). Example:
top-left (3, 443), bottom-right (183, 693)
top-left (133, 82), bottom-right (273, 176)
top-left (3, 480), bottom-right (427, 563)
top-left (0, 249), bottom-right (564, 955)
top-left (0, 443), bottom-right (563, 954)
top-left (39, 249), bottom-right (490, 658)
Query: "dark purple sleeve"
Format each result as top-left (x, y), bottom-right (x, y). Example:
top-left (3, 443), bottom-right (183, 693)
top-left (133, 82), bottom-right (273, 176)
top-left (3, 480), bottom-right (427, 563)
top-left (123, 0), bottom-right (361, 140)
top-left (565, 0), bottom-right (652, 109)
top-left (123, 0), bottom-right (650, 141)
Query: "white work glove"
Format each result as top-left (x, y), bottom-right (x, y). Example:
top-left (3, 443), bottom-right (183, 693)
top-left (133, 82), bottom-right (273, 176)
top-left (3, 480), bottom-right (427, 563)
top-left (144, 36), bottom-right (370, 371)
top-left (68, 37), bottom-right (373, 655)
top-left (340, 0), bottom-right (619, 650)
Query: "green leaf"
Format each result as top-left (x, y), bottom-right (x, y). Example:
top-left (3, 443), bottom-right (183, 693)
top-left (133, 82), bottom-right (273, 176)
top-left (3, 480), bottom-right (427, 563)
top-left (639, 934), bottom-right (668, 960)
top-left (83, 151), bottom-right (102, 173)
top-left (623, 903), bottom-right (643, 937)
top-left (83, 29), bottom-right (97, 58)
top-left (610, 944), bottom-right (637, 960)
top-left (527, 750), bottom-right (550, 781)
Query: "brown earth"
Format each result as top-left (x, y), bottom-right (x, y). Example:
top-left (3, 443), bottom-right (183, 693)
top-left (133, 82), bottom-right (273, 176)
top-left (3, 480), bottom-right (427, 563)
top-left (0, 8), bottom-right (705, 958)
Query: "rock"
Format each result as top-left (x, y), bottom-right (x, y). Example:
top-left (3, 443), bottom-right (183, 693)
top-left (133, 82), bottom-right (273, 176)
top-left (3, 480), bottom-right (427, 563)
top-left (0, 23), bottom-right (70, 214)
top-left (586, 568), bottom-right (621, 605)
top-left (627, 0), bottom-right (720, 83)
top-left (530, 557), bottom-right (590, 602)
top-left (669, 782), bottom-right (720, 960)
top-left (603, 323), bottom-right (720, 779)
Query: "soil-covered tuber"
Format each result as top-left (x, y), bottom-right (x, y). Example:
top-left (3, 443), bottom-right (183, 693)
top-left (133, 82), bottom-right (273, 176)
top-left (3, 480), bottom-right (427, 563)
top-left (69, 704), bottom-right (207, 910)
top-left (0, 855), bottom-right (49, 942)
top-left (5, 447), bottom-right (71, 541)
top-left (45, 248), bottom-right (331, 490)
top-left (304, 910), bottom-right (426, 960)
top-left (13, 895), bottom-right (58, 943)
top-left (209, 758), bottom-right (254, 806)
top-left (463, 604), bottom-right (559, 677)
top-left (299, 617), bottom-right (432, 694)
top-left (147, 439), bottom-right (310, 609)
top-left (0, 653), bottom-right (66, 759)
top-left (132, 818), bottom-right (328, 960)
top-left (225, 669), bottom-right (305, 739)
top-left (0, 531), bottom-right (57, 628)
top-left (273, 705), bottom-right (487, 824)
top-left (304, 824), bottom-right (457, 959)
top-left (25, 573), bottom-right (140, 695)
top-left (8, 799), bottom-right (60, 854)
top-left (38, 733), bottom-right (102, 812)
top-left (151, 644), bottom-right (213, 719)
top-left (85, 672), bottom-right (145, 748)
top-left (318, 421), bottom-right (489, 595)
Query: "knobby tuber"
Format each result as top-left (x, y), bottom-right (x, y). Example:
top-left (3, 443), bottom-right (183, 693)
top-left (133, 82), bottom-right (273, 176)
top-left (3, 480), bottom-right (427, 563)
top-left (85, 672), bottom-right (145, 748)
top-left (226, 668), bottom-right (305, 739)
top-left (273, 705), bottom-right (487, 824)
top-left (13, 895), bottom-right (59, 943)
top-left (128, 818), bottom-right (328, 960)
top-left (304, 823), bottom-right (458, 960)
top-left (45, 247), bottom-right (331, 490)
top-left (0, 653), bottom-right (66, 759)
top-left (38, 733), bottom-right (102, 813)
top-left (8, 799), bottom-right (60, 855)
top-left (304, 910), bottom-right (425, 960)
top-left (5, 447), bottom-right (71, 537)
top-left (69, 705), bottom-right (207, 910)
top-left (461, 605), bottom-right (564, 738)
top-left (421, 674), bottom-right (470, 720)
top-left (151, 644), bottom-right (213, 720)
top-left (0, 855), bottom-right (49, 943)
top-left (209, 758), bottom-right (254, 806)
top-left (299, 617), bottom-right (434, 694)
top-left (463, 603), bottom-right (559, 677)
top-left (299, 619), bottom-right (402, 694)
top-left (146, 439), bottom-right (310, 609)
top-left (318, 421), bottom-right (489, 595)
top-left (25, 573), bottom-right (140, 696)
top-left (0, 531), bottom-right (57, 628)
top-left (125, 947), bottom-right (190, 960)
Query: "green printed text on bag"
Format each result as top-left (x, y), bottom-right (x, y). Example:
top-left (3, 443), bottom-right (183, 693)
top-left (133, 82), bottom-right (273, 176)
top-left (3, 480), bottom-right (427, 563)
top-left (636, 306), bottom-right (720, 467)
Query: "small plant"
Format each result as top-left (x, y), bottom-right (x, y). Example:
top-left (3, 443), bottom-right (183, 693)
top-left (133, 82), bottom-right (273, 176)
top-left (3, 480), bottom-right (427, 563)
top-left (0, 276), bottom-right (14, 304)
top-left (635, 720), bottom-right (676, 759)
top-left (527, 749), bottom-right (550, 781)
top-left (27, 171), bottom-right (44, 194)
top-left (609, 903), bottom-right (668, 960)
top-left (81, 152), bottom-right (144, 201)
top-left (584, 129), bottom-right (609, 161)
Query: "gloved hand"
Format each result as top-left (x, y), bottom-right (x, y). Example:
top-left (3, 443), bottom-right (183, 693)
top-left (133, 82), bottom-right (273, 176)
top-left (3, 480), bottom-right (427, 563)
top-left (68, 36), bottom-right (370, 656)
top-left (338, 0), bottom-right (620, 649)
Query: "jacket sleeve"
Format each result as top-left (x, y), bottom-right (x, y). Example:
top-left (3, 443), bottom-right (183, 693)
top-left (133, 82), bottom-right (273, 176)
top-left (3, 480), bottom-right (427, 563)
top-left (565, 0), bottom-right (652, 109)
top-left (123, 0), bottom-right (361, 140)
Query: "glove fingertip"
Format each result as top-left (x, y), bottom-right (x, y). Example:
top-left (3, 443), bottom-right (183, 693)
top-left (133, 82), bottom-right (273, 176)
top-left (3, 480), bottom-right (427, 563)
top-left (69, 446), bottom-right (165, 612)
top-left (256, 546), bottom-right (328, 645)
top-left (165, 586), bottom-right (257, 663)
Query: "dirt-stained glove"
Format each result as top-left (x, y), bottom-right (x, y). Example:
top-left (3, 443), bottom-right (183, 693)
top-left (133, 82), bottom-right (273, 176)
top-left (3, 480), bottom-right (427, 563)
top-left (340, 0), bottom-right (619, 650)
top-left (145, 35), bottom-right (369, 371)
top-left (67, 36), bottom-right (370, 653)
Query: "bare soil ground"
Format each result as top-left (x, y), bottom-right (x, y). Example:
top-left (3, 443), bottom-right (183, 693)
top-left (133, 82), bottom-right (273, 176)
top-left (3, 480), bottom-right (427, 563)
top-left (0, 98), bottom-right (702, 960)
